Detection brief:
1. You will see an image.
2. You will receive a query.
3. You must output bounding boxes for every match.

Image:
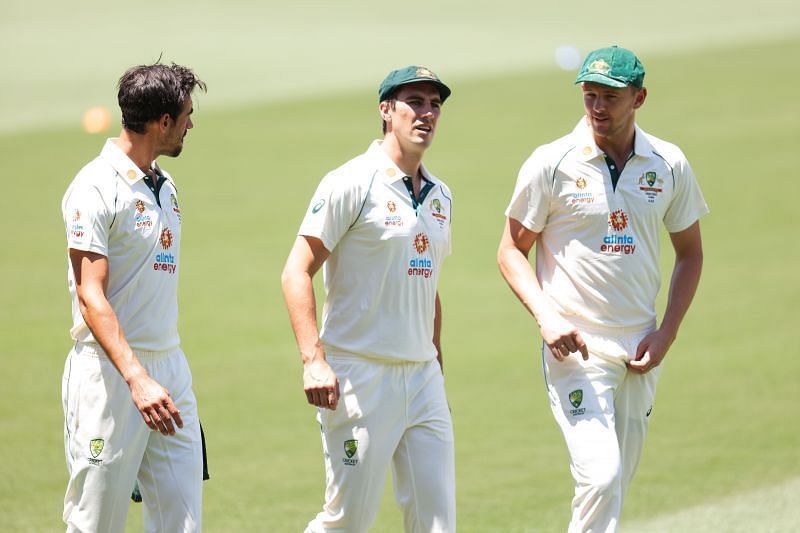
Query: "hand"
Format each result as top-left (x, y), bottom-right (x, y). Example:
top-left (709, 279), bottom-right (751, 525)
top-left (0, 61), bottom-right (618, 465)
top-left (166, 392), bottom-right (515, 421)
top-left (539, 313), bottom-right (589, 361)
top-left (627, 328), bottom-right (675, 374)
top-left (303, 358), bottom-right (340, 410)
top-left (128, 374), bottom-right (183, 435)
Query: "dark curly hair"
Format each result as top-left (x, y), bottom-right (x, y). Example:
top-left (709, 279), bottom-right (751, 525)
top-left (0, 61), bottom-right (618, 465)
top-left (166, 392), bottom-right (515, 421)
top-left (118, 62), bottom-right (207, 134)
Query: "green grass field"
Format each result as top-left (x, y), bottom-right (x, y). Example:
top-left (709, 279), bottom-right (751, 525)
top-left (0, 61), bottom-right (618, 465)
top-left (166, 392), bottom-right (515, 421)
top-left (1, 2), bottom-right (799, 531)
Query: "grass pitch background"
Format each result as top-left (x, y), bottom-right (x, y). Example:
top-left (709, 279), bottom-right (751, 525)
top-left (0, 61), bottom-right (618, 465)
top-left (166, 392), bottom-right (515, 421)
top-left (1, 1), bottom-right (799, 531)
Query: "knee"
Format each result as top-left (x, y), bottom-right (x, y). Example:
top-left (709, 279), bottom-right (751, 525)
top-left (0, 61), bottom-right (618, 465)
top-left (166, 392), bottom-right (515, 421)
top-left (576, 457), bottom-right (621, 495)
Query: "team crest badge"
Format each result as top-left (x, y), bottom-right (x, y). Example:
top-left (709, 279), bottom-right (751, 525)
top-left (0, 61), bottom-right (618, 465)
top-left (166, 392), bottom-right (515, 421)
top-left (344, 439), bottom-right (358, 459)
top-left (159, 228), bottom-right (173, 249)
top-left (413, 233), bottom-right (429, 254)
top-left (90, 438), bottom-right (104, 458)
top-left (576, 177), bottom-right (587, 189)
top-left (415, 67), bottom-right (437, 79)
top-left (645, 171), bottom-right (657, 187)
top-left (430, 198), bottom-right (442, 213)
top-left (587, 59), bottom-right (611, 75)
top-left (569, 390), bottom-right (583, 409)
top-left (135, 199), bottom-right (145, 213)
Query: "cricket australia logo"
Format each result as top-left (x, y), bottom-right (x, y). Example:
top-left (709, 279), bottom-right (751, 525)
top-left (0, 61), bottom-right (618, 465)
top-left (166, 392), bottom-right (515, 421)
top-left (568, 389), bottom-right (586, 416)
top-left (170, 194), bottom-right (181, 223)
top-left (89, 438), bottom-right (104, 465)
top-left (343, 439), bottom-right (358, 466)
top-left (638, 171), bottom-right (664, 204)
top-left (587, 59), bottom-right (611, 74)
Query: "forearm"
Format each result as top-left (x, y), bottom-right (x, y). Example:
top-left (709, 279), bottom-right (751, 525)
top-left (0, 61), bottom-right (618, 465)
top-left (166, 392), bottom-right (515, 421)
top-left (497, 245), bottom-right (559, 327)
top-left (281, 270), bottom-right (324, 364)
top-left (78, 294), bottom-right (146, 383)
top-left (659, 253), bottom-right (703, 339)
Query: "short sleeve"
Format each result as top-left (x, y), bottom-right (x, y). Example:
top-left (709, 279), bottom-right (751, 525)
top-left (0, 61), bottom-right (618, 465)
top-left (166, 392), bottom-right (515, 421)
top-left (62, 180), bottom-right (113, 256)
top-left (505, 148), bottom-right (552, 233)
top-left (298, 171), bottom-right (362, 252)
top-left (663, 155), bottom-right (709, 233)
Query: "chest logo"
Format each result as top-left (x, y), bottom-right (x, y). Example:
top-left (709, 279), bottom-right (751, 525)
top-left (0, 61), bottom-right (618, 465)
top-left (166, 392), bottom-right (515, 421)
top-left (576, 177), bottom-right (587, 189)
top-left (413, 232), bottom-right (429, 254)
top-left (170, 194), bottom-right (182, 222)
top-left (160, 228), bottom-right (173, 249)
top-left (387, 201), bottom-right (396, 213)
top-left (601, 209), bottom-right (636, 255)
top-left (608, 209), bottom-right (629, 231)
top-left (135, 200), bottom-right (145, 213)
top-left (409, 233), bottom-right (433, 279)
top-left (638, 171), bottom-right (664, 203)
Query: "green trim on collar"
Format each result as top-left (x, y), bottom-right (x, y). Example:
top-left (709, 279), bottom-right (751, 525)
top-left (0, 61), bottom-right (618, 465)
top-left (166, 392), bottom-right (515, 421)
top-left (402, 175), bottom-right (435, 215)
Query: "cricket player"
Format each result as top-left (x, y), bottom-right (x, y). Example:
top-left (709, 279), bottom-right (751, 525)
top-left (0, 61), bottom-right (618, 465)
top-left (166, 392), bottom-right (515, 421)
top-left (497, 46), bottom-right (708, 532)
top-left (281, 66), bottom-right (456, 532)
top-left (61, 62), bottom-right (206, 532)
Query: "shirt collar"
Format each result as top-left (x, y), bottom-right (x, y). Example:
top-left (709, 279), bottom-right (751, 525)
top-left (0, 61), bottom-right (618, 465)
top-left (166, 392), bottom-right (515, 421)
top-left (100, 139), bottom-right (172, 185)
top-left (572, 117), bottom-right (656, 162)
top-left (367, 140), bottom-right (436, 185)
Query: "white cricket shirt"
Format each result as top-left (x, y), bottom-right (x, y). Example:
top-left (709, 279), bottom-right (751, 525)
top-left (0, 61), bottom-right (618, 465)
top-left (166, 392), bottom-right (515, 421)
top-left (62, 139), bottom-right (183, 351)
top-left (506, 118), bottom-right (708, 330)
top-left (298, 140), bottom-right (453, 362)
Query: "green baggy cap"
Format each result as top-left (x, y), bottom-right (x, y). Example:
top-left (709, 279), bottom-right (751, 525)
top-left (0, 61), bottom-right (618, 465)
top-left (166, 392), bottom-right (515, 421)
top-left (378, 66), bottom-right (451, 102)
top-left (575, 46), bottom-right (645, 88)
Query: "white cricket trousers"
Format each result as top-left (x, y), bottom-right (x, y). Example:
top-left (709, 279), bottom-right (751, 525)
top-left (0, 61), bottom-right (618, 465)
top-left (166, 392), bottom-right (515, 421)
top-left (62, 342), bottom-right (203, 533)
top-left (543, 325), bottom-right (661, 533)
top-left (306, 355), bottom-right (456, 533)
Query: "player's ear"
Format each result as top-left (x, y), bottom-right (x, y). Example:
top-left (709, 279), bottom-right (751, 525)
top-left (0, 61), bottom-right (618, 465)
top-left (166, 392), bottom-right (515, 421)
top-left (159, 113), bottom-right (172, 131)
top-left (633, 87), bottom-right (647, 109)
top-left (378, 101), bottom-right (392, 121)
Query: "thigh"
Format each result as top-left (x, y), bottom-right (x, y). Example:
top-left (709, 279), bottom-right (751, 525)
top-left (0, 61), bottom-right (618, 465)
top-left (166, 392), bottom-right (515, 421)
top-left (543, 345), bottom-right (626, 483)
top-left (311, 357), bottom-right (406, 530)
top-left (138, 349), bottom-right (203, 533)
top-left (391, 361), bottom-right (455, 532)
top-left (62, 348), bottom-right (148, 532)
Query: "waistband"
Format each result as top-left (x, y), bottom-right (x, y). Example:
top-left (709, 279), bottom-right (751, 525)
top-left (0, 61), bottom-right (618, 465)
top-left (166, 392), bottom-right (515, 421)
top-left (566, 315), bottom-right (657, 339)
top-left (326, 349), bottom-right (435, 366)
top-left (73, 341), bottom-right (179, 360)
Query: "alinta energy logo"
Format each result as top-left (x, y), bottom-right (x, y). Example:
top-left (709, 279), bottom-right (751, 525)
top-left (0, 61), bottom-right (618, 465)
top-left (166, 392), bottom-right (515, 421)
top-left (601, 209), bottom-right (636, 255)
top-left (408, 233), bottom-right (433, 278)
top-left (569, 176), bottom-right (594, 205)
top-left (69, 209), bottom-right (85, 239)
top-left (154, 228), bottom-right (177, 274)
top-left (134, 199), bottom-right (152, 231)
top-left (385, 200), bottom-right (403, 227)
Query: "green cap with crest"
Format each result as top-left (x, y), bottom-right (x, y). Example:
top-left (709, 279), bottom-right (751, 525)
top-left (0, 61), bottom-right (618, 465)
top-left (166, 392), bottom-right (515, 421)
top-left (378, 66), bottom-right (451, 102)
top-left (575, 46), bottom-right (645, 88)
